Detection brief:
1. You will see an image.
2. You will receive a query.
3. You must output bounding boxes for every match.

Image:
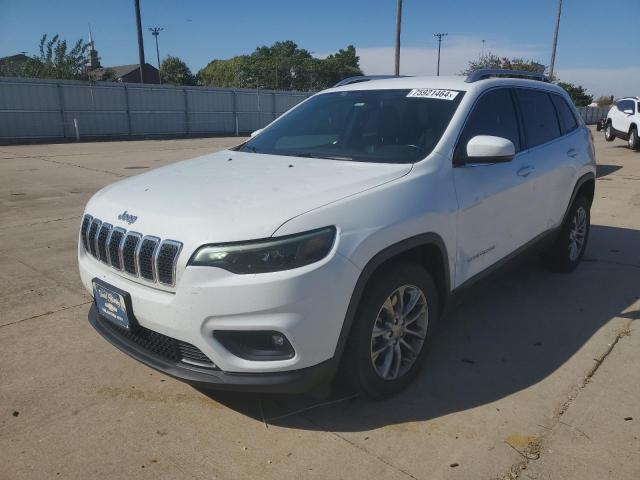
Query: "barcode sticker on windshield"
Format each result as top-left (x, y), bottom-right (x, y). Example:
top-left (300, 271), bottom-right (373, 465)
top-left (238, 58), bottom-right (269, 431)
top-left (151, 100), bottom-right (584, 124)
top-left (407, 89), bottom-right (459, 100)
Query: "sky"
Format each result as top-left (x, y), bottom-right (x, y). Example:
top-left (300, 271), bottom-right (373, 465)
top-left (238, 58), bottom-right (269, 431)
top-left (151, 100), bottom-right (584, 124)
top-left (1, 0), bottom-right (638, 97)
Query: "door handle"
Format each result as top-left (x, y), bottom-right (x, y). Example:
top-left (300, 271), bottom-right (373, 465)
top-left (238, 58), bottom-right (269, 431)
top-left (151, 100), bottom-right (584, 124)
top-left (516, 165), bottom-right (535, 178)
top-left (567, 148), bottom-right (577, 158)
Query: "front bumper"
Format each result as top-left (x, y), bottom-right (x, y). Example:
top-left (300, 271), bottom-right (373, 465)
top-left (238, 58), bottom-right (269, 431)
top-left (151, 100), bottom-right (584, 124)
top-left (89, 304), bottom-right (335, 393)
top-left (79, 238), bottom-right (360, 377)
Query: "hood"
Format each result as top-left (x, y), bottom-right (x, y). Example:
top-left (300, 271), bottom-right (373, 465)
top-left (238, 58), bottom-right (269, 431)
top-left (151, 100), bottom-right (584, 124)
top-left (86, 150), bottom-right (412, 244)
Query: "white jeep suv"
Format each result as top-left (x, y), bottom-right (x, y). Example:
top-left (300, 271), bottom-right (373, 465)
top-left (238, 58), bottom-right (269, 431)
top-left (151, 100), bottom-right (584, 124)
top-left (605, 96), bottom-right (640, 150)
top-left (79, 69), bottom-right (596, 397)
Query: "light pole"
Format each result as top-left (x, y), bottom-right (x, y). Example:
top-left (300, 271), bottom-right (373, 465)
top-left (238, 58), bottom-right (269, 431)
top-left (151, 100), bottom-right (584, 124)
top-left (394, 0), bottom-right (402, 76)
top-left (149, 27), bottom-right (163, 84)
top-left (133, 0), bottom-right (145, 83)
top-left (434, 32), bottom-right (448, 76)
top-left (549, 0), bottom-right (563, 80)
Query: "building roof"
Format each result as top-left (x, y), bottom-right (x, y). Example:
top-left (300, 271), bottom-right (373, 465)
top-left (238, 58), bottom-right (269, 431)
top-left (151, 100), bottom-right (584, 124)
top-left (93, 63), bottom-right (158, 79)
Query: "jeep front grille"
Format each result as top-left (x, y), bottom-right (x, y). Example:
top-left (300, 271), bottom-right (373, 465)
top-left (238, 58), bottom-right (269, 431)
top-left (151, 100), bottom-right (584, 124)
top-left (81, 214), bottom-right (182, 287)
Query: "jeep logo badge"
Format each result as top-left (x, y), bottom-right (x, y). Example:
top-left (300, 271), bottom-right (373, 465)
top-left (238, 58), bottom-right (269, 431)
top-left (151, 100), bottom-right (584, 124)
top-left (118, 211), bottom-right (138, 225)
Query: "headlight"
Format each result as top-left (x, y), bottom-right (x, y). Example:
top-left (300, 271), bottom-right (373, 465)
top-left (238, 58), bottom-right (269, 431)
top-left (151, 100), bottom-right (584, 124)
top-left (188, 227), bottom-right (336, 274)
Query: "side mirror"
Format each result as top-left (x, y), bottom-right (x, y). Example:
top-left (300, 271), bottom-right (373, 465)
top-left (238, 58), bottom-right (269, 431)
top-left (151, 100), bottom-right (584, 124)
top-left (623, 109), bottom-right (634, 115)
top-left (250, 128), bottom-right (264, 138)
top-left (464, 135), bottom-right (515, 164)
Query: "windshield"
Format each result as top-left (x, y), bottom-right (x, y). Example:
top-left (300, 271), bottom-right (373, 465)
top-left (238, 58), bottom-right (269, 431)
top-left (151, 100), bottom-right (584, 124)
top-left (238, 89), bottom-right (465, 163)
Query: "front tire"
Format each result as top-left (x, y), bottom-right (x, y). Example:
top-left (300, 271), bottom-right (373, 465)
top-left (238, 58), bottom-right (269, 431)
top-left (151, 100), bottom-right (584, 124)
top-left (543, 196), bottom-right (590, 272)
top-left (628, 127), bottom-right (640, 150)
top-left (344, 263), bottom-right (438, 397)
top-left (604, 122), bottom-right (615, 142)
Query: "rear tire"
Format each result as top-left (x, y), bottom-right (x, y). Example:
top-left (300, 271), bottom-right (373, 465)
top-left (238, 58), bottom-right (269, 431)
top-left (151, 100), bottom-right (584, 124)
top-left (542, 195), bottom-right (590, 272)
top-left (628, 127), bottom-right (640, 151)
top-left (604, 122), bottom-right (615, 142)
top-left (343, 262), bottom-right (438, 398)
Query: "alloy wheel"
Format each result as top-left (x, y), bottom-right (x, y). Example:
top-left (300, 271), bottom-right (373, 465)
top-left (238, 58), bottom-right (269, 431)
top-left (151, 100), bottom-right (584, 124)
top-left (370, 285), bottom-right (428, 380)
top-left (568, 206), bottom-right (587, 261)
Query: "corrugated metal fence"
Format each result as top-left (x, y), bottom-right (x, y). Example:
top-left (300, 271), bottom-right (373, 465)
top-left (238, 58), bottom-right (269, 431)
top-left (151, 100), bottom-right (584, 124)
top-left (0, 76), bottom-right (311, 143)
top-left (0, 76), bottom-right (611, 143)
top-left (576, 106), bottom-right (609, 125)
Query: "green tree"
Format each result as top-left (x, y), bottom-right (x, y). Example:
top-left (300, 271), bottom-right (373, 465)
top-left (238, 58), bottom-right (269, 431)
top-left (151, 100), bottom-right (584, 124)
top-left (557, 82), bottom-right (593, 107)
top-left (23, 34), bottom-right (90, 80)
top-left (462, 52), bottom-right (546, 76)
top-left (160, 55), bottom-right (195, 85)
top-left (197, 41), bottom-right (363, 90)
top-left (595, 95), bottom-right (614, 107)
top-left (0, 54), bottom-right (30, 76)
top-left (96, 68), bottom-right (117, 82)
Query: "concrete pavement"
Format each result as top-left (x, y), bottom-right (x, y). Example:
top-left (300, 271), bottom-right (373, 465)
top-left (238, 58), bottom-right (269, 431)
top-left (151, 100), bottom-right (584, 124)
top-left (1, 131), bottom-right (638, 479)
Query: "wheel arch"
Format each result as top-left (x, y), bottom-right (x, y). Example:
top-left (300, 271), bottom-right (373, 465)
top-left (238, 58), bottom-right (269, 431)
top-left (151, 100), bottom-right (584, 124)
top-left (563, 172), bottom-right (595, 225)
top-left (332, 233), bottom-right (450, 362)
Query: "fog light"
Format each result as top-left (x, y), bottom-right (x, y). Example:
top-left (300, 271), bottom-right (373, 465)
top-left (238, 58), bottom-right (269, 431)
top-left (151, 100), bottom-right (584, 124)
top-left (213, 330), bottom-right (294, 361)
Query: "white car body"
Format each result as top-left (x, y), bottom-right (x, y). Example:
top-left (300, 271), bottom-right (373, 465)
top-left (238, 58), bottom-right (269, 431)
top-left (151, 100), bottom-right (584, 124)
top-left (79, 74), bottom-right (596, 392)
top-left (605, 96), bottom-right (640, 148)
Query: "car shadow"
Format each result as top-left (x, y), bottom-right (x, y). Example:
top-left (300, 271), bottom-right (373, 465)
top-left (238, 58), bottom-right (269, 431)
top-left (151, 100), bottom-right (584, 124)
top-left (613, 145), bottom-right (639, 152)
top-left (197, 224), bottom-right (639, 432)
top-left (596, 164), bottom-right (622, 177)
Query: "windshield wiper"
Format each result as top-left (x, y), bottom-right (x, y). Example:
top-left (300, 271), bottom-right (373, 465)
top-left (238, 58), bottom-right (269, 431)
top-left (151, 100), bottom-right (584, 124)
top-left (283, 152), bottom-right (353, 161)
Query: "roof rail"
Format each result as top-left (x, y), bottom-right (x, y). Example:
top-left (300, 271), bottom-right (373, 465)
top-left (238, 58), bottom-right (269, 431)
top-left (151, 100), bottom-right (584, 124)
top-left (333, 75), bottom-right (410, 87)
top-left (465, 69), bottom-right (549, 83)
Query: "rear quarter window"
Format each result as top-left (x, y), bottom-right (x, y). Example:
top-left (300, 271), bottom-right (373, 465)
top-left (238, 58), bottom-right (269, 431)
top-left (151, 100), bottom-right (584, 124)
top-left (515, 89), bottom-right (561, 148)
top-left (550, 94), bottom-right (578, 134)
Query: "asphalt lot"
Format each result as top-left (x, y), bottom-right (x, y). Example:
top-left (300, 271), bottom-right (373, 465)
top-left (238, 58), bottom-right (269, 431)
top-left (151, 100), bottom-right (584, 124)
top-left (1, 130), bottom-right (638, 480)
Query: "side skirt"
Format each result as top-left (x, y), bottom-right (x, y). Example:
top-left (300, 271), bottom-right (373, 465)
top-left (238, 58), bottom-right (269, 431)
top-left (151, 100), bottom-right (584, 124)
top-left (447, 226), bottom-right (560, 308)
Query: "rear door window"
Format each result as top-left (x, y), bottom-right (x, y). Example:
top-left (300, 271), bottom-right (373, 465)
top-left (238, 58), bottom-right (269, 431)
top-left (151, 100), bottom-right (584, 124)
top-left (515, 89), bottom-right (561, 148)
top-left (550, 94), bottom-right (578, 134)
top-left (455, 88), bottom-right (520, 159)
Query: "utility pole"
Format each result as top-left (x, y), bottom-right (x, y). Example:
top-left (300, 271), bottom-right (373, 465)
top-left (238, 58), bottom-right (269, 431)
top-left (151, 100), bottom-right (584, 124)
top-left (133, 0), bottom-right (146, 83)
top-left (149, 27), bottom-right (163, 84)
top-left (433, 32), bottom-right (448, 76)
top-left (394, 0), bottom-right (402, 76)
top-left (481, 39), bottom-right (486, 57)
top-left (549, 0), bottom-right (562, 81)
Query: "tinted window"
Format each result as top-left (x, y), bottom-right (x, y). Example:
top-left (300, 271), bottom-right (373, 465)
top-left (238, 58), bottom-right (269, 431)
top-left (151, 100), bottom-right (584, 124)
top-left (551, 94), bottom-right (578, 134)
top-left (515, 89), bottom-right (561, 148)
top-left (239, 89), bottom-right (464, 164)
top-left (618, 100), bottom-right (634, 112)
top-left (456, 88), bottom-right (520, 158)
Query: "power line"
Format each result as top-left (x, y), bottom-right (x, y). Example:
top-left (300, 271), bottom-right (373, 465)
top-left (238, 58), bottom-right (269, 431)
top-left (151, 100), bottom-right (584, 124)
top-left (149, 27), bottom-right (164, 84)
top-left (433, 32), bottom-right (448, 76)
